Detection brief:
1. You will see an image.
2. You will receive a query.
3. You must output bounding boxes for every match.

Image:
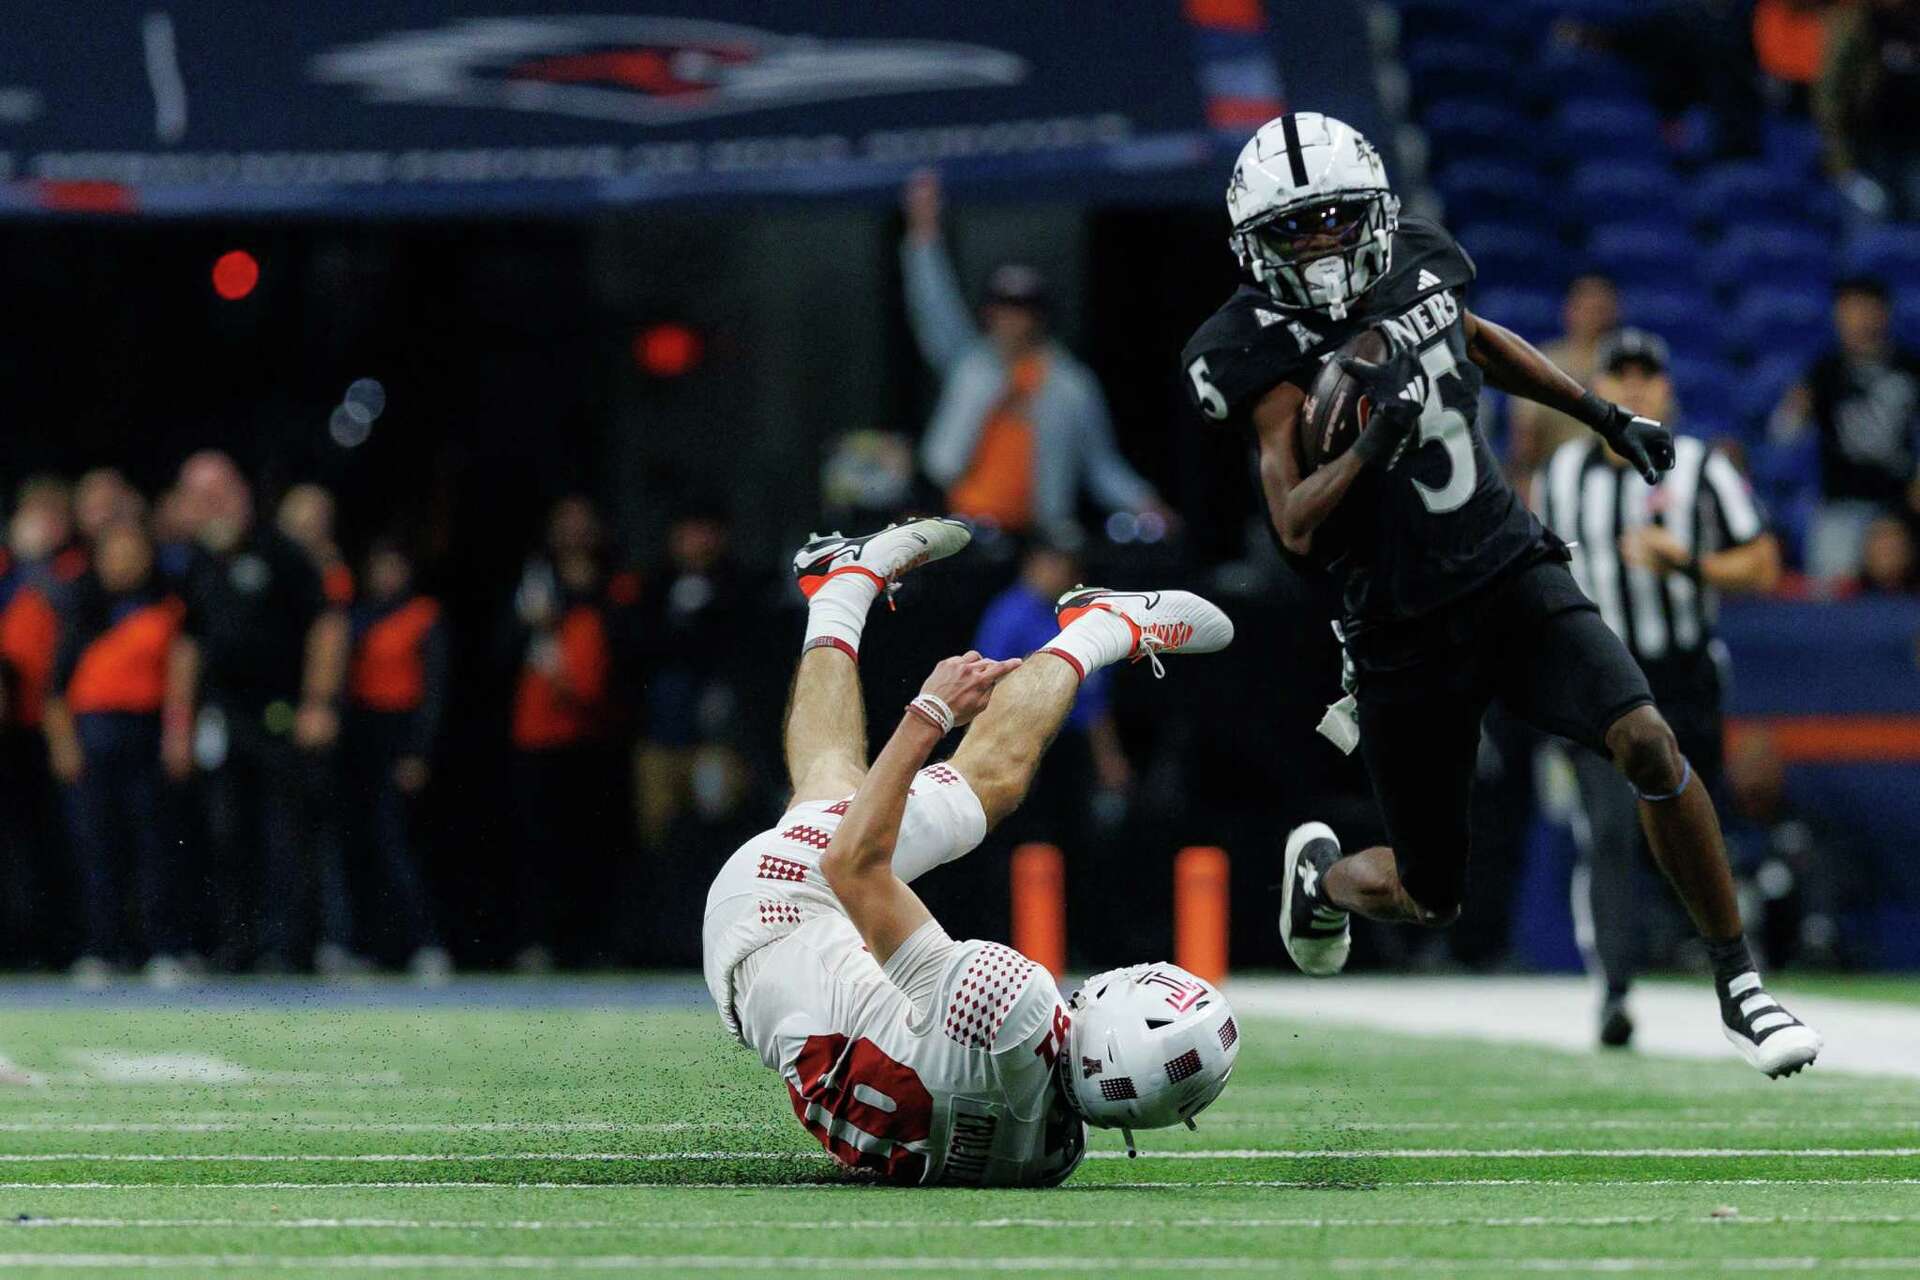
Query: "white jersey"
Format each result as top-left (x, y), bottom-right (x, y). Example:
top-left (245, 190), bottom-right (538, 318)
top-left (701, 768), bottom-right (1087, 1187)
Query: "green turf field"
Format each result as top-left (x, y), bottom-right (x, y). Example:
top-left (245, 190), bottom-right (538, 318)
top-left (0, 979), bottom-right (1914, 1277)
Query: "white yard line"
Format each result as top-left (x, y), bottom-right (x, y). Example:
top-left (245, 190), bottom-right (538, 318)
top-left (0, 1256), bottom-right (1919, 1273)
top-left (1228, 976), bottom-right (1920, 1081)
top-left (12, 1213), bottom-right (1920, 1231)
top-left (0, 1148), bottom-right (1912, 1163)
top-left (0, 1117), bottom-right (1906, 1135)
top-left (67, 1053), bottom-right (250, 1084)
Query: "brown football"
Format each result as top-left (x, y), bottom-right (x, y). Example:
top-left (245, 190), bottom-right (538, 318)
top-left (1297, 328), bottom-right (1388, 474)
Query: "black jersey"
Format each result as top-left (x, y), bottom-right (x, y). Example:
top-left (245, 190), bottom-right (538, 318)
top-left (1180, 217), bottom-right (1554, 638)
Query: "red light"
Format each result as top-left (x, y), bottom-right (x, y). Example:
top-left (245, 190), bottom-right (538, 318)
top-left (633, 323), bottom-right (702, 378)
top-left (212, 250), bottom-right (259, 301)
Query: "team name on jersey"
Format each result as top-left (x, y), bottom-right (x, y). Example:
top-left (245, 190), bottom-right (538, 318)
top-left (1377, 289), bottom-right (1460, 351)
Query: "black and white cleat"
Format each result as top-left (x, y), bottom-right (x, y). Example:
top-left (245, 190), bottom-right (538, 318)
top-left (1279, 821), bottom-right (1350, 977)
top-left (1719, 970), bottom-right (1822, 1078)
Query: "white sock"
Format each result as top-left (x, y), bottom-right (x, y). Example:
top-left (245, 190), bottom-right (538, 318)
top-left (803, 571), bottom-right (882, 658)
top-left (1039, 609), bottom-right (1134, 681)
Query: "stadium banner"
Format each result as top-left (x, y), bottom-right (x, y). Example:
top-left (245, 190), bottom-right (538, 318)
top-left (0, 0), bottom-right (1349, 216)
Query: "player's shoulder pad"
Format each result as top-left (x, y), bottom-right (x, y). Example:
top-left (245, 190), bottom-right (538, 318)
top-left (1390, 216), bottom-right (1476, 297)
top-left (1180, 285), bottom-right (1328, 426)
top-left (940, 941), bottom-right (1057, 1055)
top-left (990, 966), bottom-right (1065, 1057)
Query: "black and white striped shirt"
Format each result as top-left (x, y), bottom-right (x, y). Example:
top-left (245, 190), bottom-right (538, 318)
top-left (1533, 436), bottom-right (1764, 665)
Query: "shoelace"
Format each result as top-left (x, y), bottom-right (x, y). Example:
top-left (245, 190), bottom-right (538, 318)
top-left (1136, 631), bottom-right (1168, 679)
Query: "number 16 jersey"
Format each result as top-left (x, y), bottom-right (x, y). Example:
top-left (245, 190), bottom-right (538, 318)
top-left (1179, 216), bottom-right (1553, 644)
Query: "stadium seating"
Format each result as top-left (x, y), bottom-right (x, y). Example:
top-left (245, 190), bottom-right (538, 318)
top-left (1615, 286), bottom-right (1712, 338)
top-left (1424, 98), bottom-right (1536, 163)
top-left (1394, 0), bottom-right (1920, 554)
top-left (1702, 224), bottom-right (1833, 292)
top-left (1437, 160), bottom-right (1556, 226)
top-left (1455, 222), bottom-right (1568, 291)
top-left (1568, 162), bottom-right (1682, 227)
top-left (1552, 98), bottom-right (1663, 161)
top-left (1403, 42), bottom-right (1515, 101)
top-left (1685, 161), bottom-right (1835, 230)
top-left (1472, 286), bottom-right (1560, 341)
top-left (1586, 222), bottom-right (1698, 287)
top-left (1842, 226), bottom-right (1920, 286)
top-left (1668, 358), bottom-right (1743, 434)
top-left (1723, 286), bottom-right (1830, 361)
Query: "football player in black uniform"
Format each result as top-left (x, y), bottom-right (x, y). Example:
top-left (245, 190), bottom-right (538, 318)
top-left (1182, 112), bottom-right (1819, 1077)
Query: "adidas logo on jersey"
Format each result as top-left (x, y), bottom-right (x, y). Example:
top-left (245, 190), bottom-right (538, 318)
top-left (1288, 321), bottom-right (1320, 348)
top-left (1416, 268), bottom-right (1442, 290)
top-left (1254, 308), bottom-right (1284, 327)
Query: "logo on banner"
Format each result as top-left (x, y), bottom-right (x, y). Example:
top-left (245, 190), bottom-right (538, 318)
top-left (311, 16), bottom-right (1028, 125)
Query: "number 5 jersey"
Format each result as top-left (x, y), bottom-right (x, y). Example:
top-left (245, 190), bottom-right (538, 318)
top-left (1179, 216), bottom-right (1555, 645)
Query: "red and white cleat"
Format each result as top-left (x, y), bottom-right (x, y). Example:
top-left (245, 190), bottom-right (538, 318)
top-left (792, 517), bottom-right (972, 601)
top-left (1054, 586), bottom-right (1234, 676)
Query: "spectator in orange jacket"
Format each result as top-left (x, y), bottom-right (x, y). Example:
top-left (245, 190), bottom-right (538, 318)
top-left (43, 522), bottom-right (189, 987)
top-left (0, 477), bottom-right (84, 967)
top-left (342, 539), bottom-right (451, 983)
top-left (504, 495), bottom-right (620, 970)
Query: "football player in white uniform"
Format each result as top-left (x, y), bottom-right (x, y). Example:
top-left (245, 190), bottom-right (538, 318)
top-left (704, 517), bottom-right (1242, 1185)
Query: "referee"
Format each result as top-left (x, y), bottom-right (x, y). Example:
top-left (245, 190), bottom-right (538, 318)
top-left (1532, 329), bottom-right (1782, 1049)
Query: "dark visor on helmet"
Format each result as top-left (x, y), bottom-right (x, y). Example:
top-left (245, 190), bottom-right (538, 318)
top-left (1250, 198), bottom-right (1373, 264)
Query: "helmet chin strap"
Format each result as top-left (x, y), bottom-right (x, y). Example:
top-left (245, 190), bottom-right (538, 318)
top-left (1121, 1127), bottom-right (1137, 1159)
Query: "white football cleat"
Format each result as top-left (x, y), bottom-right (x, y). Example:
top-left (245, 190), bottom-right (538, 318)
top-left (793, 517), bottom-right (971, 600)
top-left (1053, 586), bottom-right (1233, 676)
top-left (1279, 821), bottom-right (1350, 977)
top-left (1719, 971), bottom-right (1822, 1079)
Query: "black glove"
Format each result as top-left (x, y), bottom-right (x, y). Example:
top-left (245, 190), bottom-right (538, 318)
top-left (1339, 338), bottom-right (1428, 466)
top-left (1582, 392), bottom-right (1675, 484)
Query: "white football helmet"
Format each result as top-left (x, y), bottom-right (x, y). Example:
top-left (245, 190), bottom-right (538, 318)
top-left (1227, 112), bottom-right (1400, 320)
top-left (1061, 962), bottom-right (1239, 1156)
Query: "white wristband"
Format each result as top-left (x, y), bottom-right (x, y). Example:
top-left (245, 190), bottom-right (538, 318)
top-left (908, 692), bottom-right (956, 735)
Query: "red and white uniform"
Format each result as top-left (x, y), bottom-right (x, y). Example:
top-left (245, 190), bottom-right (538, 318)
top-left (702, 767), bottom-right (1086, 1187)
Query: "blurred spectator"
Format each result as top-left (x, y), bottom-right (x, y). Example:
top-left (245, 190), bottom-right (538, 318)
top-left (150, 486), bottom-right (198, 584)
top-left (42, 521), bottom-right (189, 987)
top-left (1773, 276), bottom-right (1920, 579)
top-left (278, 483), bottom-right (355, 609)
top-left (972, 540), bottom-right (1132, 964)
top-left (73, 468), bottom-right (146, 547)
top-left (342, 539), bottom-right (450, 983)
top-left (505, 495), bottom-right (620, 971)
top-left (1508, 275), bottom-right (1620, 476)
top-left (1851, 513), bottom-right (1919, 593)
top-left (171, 450), bottom-right (348, 971)
top-left (0, 477), bottom-right (83, 967)
top-left (629, 502), bottom-right (750, 849)
top-left (275, 483), bottom-right (356, 972)
top-left (901, 169), bottom-right (1167, 543)
top-left (1818, 0), bottom-right (1920, 219)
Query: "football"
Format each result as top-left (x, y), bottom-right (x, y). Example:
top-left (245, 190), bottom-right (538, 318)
top-left (1297, 328), bottom-right (1388, 474)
